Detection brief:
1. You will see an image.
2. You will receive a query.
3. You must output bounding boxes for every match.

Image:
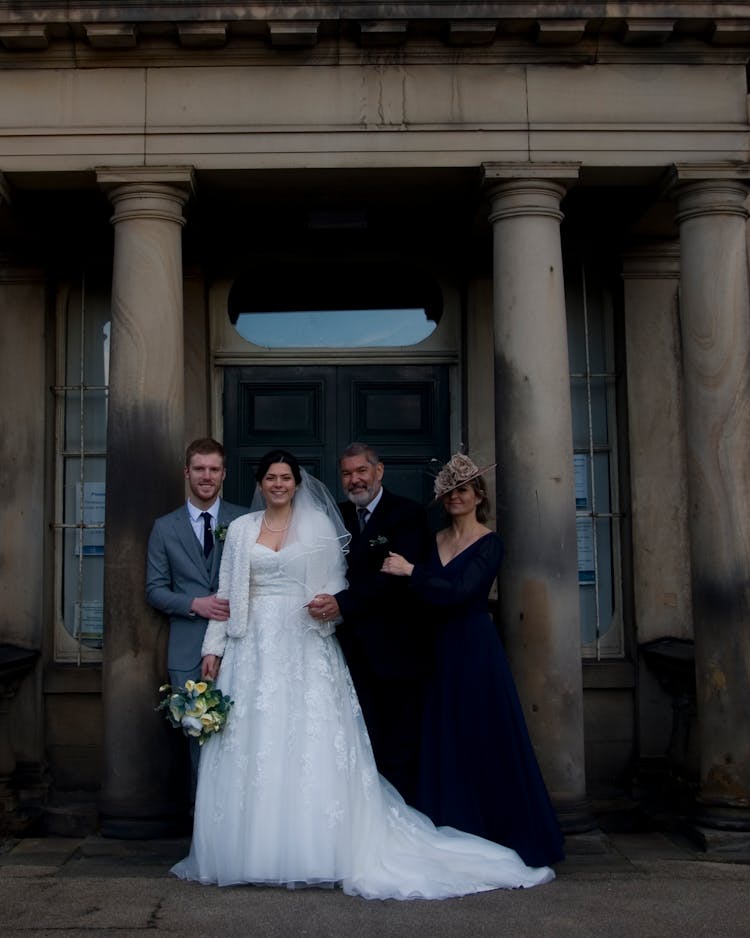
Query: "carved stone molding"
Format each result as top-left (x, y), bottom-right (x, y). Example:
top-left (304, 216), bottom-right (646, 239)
top-left (1, 4), bottom-right (749, 54)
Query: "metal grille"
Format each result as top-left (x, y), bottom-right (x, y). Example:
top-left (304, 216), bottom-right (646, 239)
top-left (570, 262), bottom-right (624, 659)
top-left (52, 276), bottom-right (108, 663)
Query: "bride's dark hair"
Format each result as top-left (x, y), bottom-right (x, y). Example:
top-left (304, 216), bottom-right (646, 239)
top-left (255, 449), bottom-right (302, 486)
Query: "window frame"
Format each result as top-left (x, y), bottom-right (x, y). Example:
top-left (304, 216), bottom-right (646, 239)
top-left (52, 276), bottom-right (108, 664)
top-left (569, 260), bottom-right (625, 659)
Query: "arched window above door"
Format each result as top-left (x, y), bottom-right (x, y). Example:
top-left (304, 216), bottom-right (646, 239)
top-left (228, 260), bottom-right (442, 348)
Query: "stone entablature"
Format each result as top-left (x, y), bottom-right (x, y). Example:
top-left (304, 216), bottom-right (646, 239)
top-left (1, 2), bottom-right (750, 55)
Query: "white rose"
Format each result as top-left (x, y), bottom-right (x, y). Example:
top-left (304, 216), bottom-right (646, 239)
top-left (181, 716), bottom-right (203, 737)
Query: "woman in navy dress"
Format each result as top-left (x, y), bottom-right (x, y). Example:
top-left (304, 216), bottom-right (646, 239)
top-left (381, 453), bottom-right (564, 869)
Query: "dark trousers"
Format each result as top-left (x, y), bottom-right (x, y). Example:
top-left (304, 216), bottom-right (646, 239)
top-left (169, 666), bottom-right (201, 808)
top-left (349, 664), bottom-right (424, 808)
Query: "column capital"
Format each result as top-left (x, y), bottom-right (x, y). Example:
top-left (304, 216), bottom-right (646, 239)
top-left (668, 163), bottom-right (750, 225)
top-left (97, 167), bottom-right (196, 227)
top-left (486, 177), bottom-right (570, 224)
top-left (483, 164), bottom-right (579, 225)
top-left (621, 241), bottom-right (681, 280)
top-left (672, 178), bottom-right (749, 226)
top-left (0, 259), bottom-right (45, 284)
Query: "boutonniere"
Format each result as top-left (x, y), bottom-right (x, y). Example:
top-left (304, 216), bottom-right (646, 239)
top-left (215, 523), bottom-right (229, 542)
top-left (369, 535), bottom-right (389, 550)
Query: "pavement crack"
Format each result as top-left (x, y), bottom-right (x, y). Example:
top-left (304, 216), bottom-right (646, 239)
top-left (147, 895), bottom-right (165, 928)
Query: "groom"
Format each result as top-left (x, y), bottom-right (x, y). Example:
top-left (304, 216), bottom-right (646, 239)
top-left (309, 442), bottom-right (432, 805)
top-left (146, 438), bottom-right (246, 799)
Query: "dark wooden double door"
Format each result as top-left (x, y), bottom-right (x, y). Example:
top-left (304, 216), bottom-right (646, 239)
top-left (222, 364), bottom-right (450, 509)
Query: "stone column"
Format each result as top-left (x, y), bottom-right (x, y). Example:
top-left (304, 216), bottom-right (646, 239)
top-left (0, 257), bottom-right (48, 826)
top-left (97, 168), bottom-right (194, 838)
top-left (672, 168), bottom-right (750, 836)
top-left (484, 165), bottom-right (592, 832)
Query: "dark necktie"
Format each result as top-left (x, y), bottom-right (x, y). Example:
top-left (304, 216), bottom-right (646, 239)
top-left (201, 512), bottom-right (214, 557)
top-left (357, 507), bottom-right (369, 533)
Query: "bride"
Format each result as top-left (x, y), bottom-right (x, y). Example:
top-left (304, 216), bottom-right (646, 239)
top-left (171, 449), bottom-right (556, 899)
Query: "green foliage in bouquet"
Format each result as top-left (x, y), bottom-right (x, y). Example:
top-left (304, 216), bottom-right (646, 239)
top-left (156, 679), bottom-right (234, 746)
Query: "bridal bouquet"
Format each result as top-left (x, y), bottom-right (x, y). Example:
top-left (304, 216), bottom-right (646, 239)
top-left (157, 679), bottom-right (234, 746)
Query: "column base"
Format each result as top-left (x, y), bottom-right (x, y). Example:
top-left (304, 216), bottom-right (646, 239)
top-left (688, 824), bottom-right (750, 860)
top-left (563, 827), bottom-right (612, 855)
top-left (553, 795), bottom-right (599, 834)
top-left (694, 800), bottom-right (750, 832)
top-left (100, 811), bottom-right (190, 840)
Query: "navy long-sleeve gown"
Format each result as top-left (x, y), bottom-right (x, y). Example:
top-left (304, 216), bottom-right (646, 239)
top-left (409, 532), bottom-right (565, 868)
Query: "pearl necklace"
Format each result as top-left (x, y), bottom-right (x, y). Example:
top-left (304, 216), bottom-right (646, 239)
top-left (262, 511), bottom-right (290, 533)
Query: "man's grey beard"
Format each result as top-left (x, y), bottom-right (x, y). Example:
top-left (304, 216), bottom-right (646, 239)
top-left (346, 489), bottom-right (372, 508)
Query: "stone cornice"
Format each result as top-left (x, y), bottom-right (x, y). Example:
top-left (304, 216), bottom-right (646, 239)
top-left (1, 1), bottom-right (749, 16)
top-left (1, 2), bottom-right (750, 54)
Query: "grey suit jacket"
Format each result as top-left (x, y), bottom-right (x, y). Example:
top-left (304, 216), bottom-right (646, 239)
top-left (146, 499), bottom-right (247, 674)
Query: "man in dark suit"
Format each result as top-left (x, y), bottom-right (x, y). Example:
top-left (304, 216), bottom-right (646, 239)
top-left (309, 442), bottom-right (432, 805)
top-left (146, 437), bottom-right (246, 798)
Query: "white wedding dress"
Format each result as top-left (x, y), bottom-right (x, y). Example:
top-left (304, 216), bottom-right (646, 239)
top-left (171, 511), bottom-right (555, 899)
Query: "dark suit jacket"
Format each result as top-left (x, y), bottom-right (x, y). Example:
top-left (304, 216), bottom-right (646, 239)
top-left (335, 487), bottom-right (432, 680)
top-left (146, 499), bottom-right (246, 674)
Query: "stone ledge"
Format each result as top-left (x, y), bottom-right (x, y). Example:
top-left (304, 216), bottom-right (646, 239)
top-left (688, 825), bottom-right (750, 862)
top-left (1, 6), bottom-right (749, 53)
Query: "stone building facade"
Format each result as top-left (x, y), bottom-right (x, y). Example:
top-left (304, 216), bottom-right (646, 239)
top-left (0, 2), bottom-right (748, 844)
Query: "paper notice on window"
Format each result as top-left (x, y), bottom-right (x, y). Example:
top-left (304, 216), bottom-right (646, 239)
top-left (76, 600), bottom-right (103, 645)
top-left (574, 454), bottom-right (589, 510)
top-left (576, 517), bottom-right (595, 585)
top-left (75, 483), bottom-right (105, 556)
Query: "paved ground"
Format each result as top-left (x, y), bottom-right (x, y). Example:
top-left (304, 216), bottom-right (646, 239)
top-left (1, 831), bottom-right (749, 937)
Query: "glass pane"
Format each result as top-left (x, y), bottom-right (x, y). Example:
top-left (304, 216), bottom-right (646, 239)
top-left (65, 286), bottom-right (111, 385)
top-left (365, 392), bottom-right (422, 431)
top-left (570, 377), bottom-right (610, 449)
top-left (232, 308), bottom-right (436, 348)
top-left (592, 452), bottom-right (612, 514)
top-left (567, 258), bottom-right (621, 657)
top-left (61, 524), bottom-right (104, 650)
top-left (570, 380), bottom-right (589, 450)
top-left (254, 392), bottom-right (312, 431)
top-left (566, 300), bottom-right (587, 374)
top-left (58, 278), bottom-right (109, 654)
top-left (64, 388), bottom-right (108, 451)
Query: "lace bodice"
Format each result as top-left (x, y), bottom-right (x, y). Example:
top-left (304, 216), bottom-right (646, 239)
top-left (249, 542), bottom-right (310, 599)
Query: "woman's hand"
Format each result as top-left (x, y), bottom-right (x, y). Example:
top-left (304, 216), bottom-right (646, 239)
top-left (381, 551), bottom-right (414, 577)
top-left (307, 594), bottom-right (341, 623)
top-left (201, 654), bottom-right (221, 681)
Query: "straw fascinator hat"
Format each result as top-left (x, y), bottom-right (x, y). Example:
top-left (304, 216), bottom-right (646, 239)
top-left (433, 452), bottom-right (497, 500)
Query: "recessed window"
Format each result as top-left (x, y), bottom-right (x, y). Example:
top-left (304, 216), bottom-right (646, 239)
top-left (228, 260), bottom-right (442, 349)
top-left (567, 259), bottom-right (623, 659)
top-left (233, 308), bottom-right (435, 348)
top-left (53, 275), bottom-right (110, 661)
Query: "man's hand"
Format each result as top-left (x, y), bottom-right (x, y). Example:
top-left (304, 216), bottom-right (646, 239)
top-left (201, 654), bottom-right (221, 680)
top-left (307, 594), bottom-right (341, 623)
top-left (191, 595), bottom-right (230, 621)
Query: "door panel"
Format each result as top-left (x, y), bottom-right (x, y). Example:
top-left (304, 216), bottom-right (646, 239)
top-left (223, 364), bottom-right (449, 508)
